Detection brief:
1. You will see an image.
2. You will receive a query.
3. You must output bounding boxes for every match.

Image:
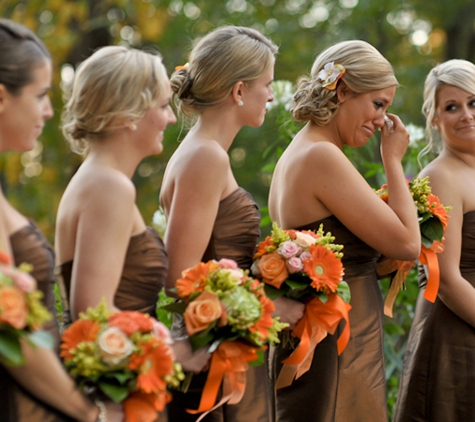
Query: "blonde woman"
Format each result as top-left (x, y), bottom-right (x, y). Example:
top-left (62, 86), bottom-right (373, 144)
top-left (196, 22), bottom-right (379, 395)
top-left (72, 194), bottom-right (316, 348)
top-left (0, 18), bottom-right (122, 422)
top-left (159, 26), bottom-right (293, 422)
top-left (268, 40), bottom-right (420, 422)
top-left (394, 60), bottom-right (475, 422)
top-left (55, 46), bottom-right (208, 385)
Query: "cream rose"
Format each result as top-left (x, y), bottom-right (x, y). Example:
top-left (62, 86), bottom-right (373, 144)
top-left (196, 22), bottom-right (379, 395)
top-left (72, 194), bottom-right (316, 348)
top-left (294, 232), bottom-right (316, 248)
top-left (98, 327), bottom-right (133, 366)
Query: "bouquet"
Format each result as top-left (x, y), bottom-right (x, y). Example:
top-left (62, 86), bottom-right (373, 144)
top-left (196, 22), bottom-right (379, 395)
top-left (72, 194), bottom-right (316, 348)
top-left (60, 300), bottom-right (183, 422)
top-left (162, 258), bottom-right (286, 419)
top-left (375, 176), bottom-right (451, 316)
top-left (0, 252), bottom-right (53, 366)
top-left (252, 223), bottom-right (351, 389)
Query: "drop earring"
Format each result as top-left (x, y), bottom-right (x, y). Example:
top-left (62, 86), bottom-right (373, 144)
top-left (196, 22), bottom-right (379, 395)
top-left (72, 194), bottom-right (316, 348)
top-left (237, 100), bottom-right (244, 107)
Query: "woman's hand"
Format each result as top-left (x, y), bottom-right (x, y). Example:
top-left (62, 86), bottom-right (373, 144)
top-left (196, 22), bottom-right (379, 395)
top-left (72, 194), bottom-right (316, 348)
top-left (272, 296), bottom-right (305, 330)
top-left (172, 339), bottom-right (211, 373)
top-left (380, 113), bottom-right (410, 164)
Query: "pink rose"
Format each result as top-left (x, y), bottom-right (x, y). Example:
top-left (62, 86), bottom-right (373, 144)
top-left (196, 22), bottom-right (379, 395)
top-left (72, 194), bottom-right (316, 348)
top-left (218, 259), bottom-right (238, 269)
top-left (286, 257), bottom-right (303, 274)
top-left (300, 251), bottom-right (312, 262)
top-left (12, 271), bottom-right (37, 293)
top-left (278, 241), bottom-right (302, 259)
top-left (98, 327), bottom-right (134, 366)
top-left (153, 320), bottom-right (173, 345)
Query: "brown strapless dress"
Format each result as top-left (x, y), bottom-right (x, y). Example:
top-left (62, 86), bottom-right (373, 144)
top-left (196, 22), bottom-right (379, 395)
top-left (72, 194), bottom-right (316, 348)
top-left (57, 226), bottom-right (167, 322)
top-left (393, 211), bottom-right (475, 422)
top-left (270, 215), bottom-right (388, 422)
top-left (166, 187), bottom-right (271, 422)
top-left (0, 220), bottom-right (71, 422)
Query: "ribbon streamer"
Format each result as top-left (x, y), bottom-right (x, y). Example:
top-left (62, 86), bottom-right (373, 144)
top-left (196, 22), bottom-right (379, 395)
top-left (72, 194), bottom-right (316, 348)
top-left (123, 391), bottom-right (167, 422)
top-left (187, 341), bottom-right (258, 421)
top-left (275, 294), bottom-right (351, 389)
top-left (378, 259), bottom-right (416, 317)
top-left (419, 241), bottom-right (444, 303)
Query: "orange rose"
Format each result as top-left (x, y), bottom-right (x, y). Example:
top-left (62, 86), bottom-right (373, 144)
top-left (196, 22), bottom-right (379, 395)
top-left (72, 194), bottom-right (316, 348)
top-left (184, 291), bottom-right (225, 336)
top-left (98, 327), bottom-right (134, 366)
top-left (0, 286), bottom-right (28, 329)
top-left (257, 252), bottom-right (288, 289)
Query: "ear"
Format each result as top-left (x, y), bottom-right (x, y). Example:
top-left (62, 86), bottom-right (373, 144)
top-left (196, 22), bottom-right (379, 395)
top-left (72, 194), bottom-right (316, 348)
top-left (0, 84), bottom-right (8, 114)
top-left (231, 81), bottom-right (245, 105)
top-left (336, 81), bottom-right (352, 104)
top-left (431, 115), bottom-right (439, 130)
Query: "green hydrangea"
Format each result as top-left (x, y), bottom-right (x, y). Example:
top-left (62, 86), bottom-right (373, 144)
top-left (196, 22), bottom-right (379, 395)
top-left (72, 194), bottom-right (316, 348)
top-left (221, 286), bottom-right (262, 331)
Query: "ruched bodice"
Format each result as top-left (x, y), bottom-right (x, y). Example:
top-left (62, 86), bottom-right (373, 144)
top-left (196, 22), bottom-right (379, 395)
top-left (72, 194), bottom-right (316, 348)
top-left (0, 221), bottom-right (70, 422)
top-left (394, 210), bottom-right (475, 422)
top-left (271, 215), bottom-right (388, 422)
top-left (10, 221), bottom-right (60, 343)
top-left (58, 226), bottom-right (166, 320)
top-left (167, 187), bottom-right (269, 422)
top-left (202, 187), bottom-right (261, 269)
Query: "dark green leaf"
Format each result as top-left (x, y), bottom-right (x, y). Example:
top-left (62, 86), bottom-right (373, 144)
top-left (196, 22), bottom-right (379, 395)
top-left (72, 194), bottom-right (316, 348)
top-left (420, 218), bottom-right (444, 242)
top-left (98, 380), bottom-right (130, 403)
top-left (263, 284), bottom-right (287, 300)
top-left (0, 331), bottom-right (24, 366)
top-left (160, 301), bottom-right (187, 314)
top-left (337, 281), bottom-right (351, 303)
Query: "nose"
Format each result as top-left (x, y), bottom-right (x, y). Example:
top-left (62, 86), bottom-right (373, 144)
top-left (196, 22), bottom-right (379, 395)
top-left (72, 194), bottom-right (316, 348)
top-left (461, 105), bottom-right (474, 121)
top-left (374, 112), bottom-right (386, 129)
top-left (43, 96), bottom-right (54, 120)
top-left (167, 106), bottom-right (177, 125)
top-left (267, 87), bottom-right (274, 103)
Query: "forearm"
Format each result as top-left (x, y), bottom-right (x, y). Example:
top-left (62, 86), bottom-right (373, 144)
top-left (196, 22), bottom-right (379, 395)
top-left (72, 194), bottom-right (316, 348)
top-left (6, 342), bottom-right (99, 422)
top-left (438, 275), bottom-right (475, 328)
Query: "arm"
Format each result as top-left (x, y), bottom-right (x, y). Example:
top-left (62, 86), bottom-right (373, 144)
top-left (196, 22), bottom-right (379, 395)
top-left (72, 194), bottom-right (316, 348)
top-left (307, 122), bottom-right (420, 259)
top-left (163, 145), bottom-right (232, 291)
top-left (70, 174), bottom-right (136, 319)
top-left (420, 164), bottom-right (475, 328)
top-left (6, 340), bottom-right (123, 422)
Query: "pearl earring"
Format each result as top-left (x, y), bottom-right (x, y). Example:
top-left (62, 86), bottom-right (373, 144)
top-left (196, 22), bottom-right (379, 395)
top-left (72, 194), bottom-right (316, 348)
top-left (237, 100), bottom-right (244, 107)
top-left (131, 124), bottom-right (137, 131)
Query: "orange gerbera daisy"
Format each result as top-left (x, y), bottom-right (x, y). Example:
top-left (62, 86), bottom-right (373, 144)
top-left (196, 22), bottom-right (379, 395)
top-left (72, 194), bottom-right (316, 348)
top-left (128, 339), bottom-right (174, 394)
top-left (176, 261), bottom-right (218, 297)
top-left (303, 244), bottom-right (344, 293)
top-left (108, 311), bottom-right (154, 336)
top-left (427, 193), bottom-right (450, 231)
top-left (60, 319), bottom-right (101, 362)
top-left (250, 293), bottom-right (275, 338)
top-left (254, 236), bottom-right (276, 259)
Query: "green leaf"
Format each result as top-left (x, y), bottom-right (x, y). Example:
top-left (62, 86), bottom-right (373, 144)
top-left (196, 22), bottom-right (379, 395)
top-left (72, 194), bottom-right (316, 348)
top-left (0, 331), bottom-right (24, 366)
top-left (207, 338), bottom-right (223, 354)
top-left (248, 350), bottom-right (264, 367)
top-left (420, 218), bottom-right (444, 243)
top-left (189, 327), bottom-right (215, 351)
top-left (263, 284), bottom-right (287, 300)
top-left (160, 301), bottom-right (187, 314)
top-left (285, 279), bottom-right (309, 290)
top-left (317, 293), bottom-right (328, 304)
top-left (98, 380), bottom-right (130, 403)
top-left (27, 330), bottom-right (54, 350)
top-left (337, 281), bottom-right (351, 303)
top-left (109, 371), bottom-right (134, 385)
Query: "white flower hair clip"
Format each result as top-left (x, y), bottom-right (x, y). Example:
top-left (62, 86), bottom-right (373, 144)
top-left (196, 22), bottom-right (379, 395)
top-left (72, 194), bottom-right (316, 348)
top-left (318, 62), bottom-right (346, 90)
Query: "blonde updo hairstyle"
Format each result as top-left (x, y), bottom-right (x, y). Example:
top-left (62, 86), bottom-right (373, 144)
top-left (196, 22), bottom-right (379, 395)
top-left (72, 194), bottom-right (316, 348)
top-left (62, 45), bottom-right (168, 155)
top-left (171, 26), bottom-right (278, 124)
top-left (291, 40), bottom-right (398, 126)
top-left (420, 59), bottom-right (475, 157)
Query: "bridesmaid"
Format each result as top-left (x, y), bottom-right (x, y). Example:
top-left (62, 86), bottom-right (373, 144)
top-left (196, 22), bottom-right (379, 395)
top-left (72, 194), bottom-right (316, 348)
top-left (54, 46), bottom-right (208, 379)
top-left (0, 18), bottom-right (122, 422)
top-left (159, 25), bottom-right (299, 422)
top-left (268, 40), bottom-right (420, 422)
top-left (393, 60), bottom-right (475, 422)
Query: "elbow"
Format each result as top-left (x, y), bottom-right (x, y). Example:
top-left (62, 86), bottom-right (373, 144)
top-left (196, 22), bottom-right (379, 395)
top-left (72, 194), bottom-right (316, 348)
top-left (399, 239), bottom-right (421, 261)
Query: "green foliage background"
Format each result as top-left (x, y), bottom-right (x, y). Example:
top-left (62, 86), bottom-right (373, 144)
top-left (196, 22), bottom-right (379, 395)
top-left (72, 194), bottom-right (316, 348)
top-left (2, 0), bottom-right (472, 417)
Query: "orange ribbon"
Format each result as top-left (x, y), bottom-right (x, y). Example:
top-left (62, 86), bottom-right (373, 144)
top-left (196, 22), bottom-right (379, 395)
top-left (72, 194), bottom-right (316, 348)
top-left (378, 259), bottom-right (416, 318)
top-left (419, 240), bottom-right (444, 303)
top-left (275, 294), bottom-right (351, 389)
top-left (187, 341), bottom-right (258, 421)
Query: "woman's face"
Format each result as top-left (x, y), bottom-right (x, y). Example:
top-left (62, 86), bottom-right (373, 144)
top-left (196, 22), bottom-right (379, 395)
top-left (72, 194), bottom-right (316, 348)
top-left (0, 59), bottom-right (53, 153)
top-left (136, 78), bottom-right (176, 155)
top-left (337, 85), bottom-right (395, 148)
top-left (433, 84), bottom-right (475, 152)
top-left (239, 65), bottom-right (275, 128)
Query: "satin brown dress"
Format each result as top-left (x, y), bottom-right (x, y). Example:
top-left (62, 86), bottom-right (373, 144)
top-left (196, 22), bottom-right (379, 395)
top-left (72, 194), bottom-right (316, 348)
top-left (270, 215), bottom-right (388, 422)
top-left (58, 226), bottom-right (167, 321)
top-left (166, 188), bottom-right (271, 422)
top-left (0, 221), bottom-right (71, 422)
top-left (393, 211), bottom-right (475, 422)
